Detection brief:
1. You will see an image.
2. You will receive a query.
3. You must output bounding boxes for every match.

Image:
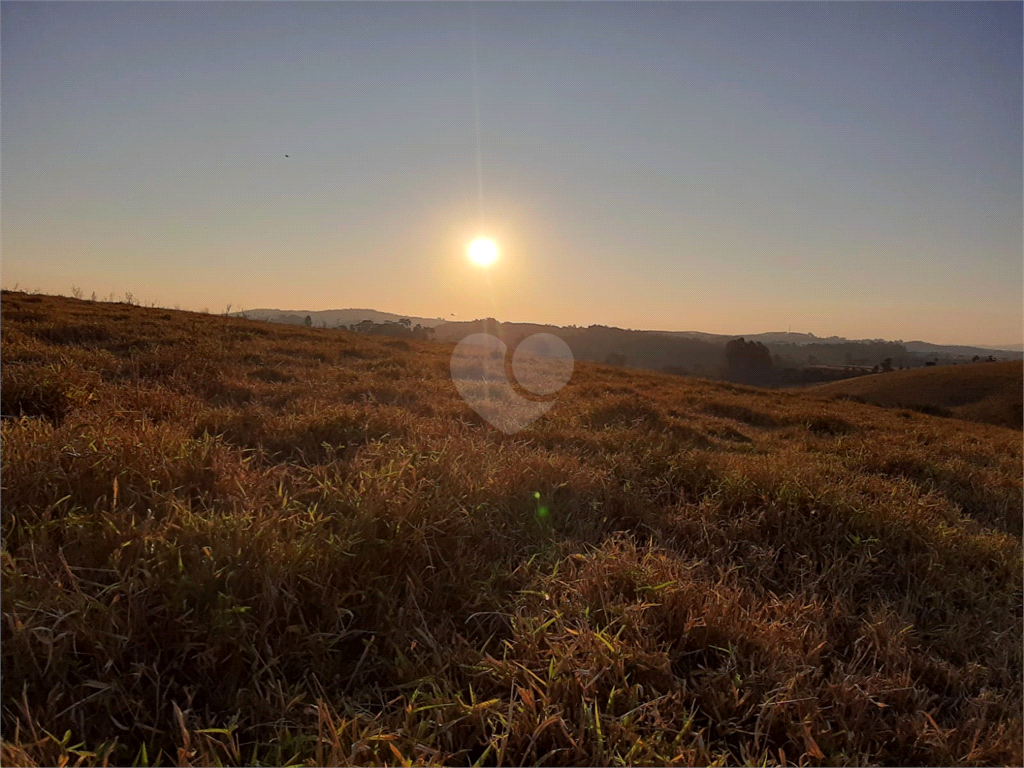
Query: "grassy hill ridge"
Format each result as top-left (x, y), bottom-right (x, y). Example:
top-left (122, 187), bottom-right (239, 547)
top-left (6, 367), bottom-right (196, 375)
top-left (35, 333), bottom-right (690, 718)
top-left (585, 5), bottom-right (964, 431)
top-left (813, 361), bottom-right (1023, 429)
top-left (1, 292), bottom-right (1021, 766)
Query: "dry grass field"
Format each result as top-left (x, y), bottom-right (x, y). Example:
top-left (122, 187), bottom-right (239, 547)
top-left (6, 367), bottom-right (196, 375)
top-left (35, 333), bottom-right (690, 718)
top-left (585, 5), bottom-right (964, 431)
top-left (1, 292), bottom-right (1021, 766)
top-left (813, 362), bottom-right (1023, 430)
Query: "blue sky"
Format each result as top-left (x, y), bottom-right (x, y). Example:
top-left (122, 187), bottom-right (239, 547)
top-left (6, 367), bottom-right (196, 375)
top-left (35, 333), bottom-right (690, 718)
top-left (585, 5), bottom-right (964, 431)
top-left (3, 1), bottom-right (1021, 344)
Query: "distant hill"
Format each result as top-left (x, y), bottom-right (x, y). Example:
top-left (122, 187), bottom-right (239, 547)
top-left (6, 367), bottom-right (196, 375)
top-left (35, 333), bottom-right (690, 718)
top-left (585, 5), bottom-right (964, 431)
top-left (662, 330), bottom-right (847, 345)
top-left (233, 308), bottom-right (1022, 361)
top-left (662, 330), bottom-right (1023, 360)
top-left (813, 360), bottom-right (1023, 429)
top-left (432, 319), bottom-right (728, 376)
top-left (431, 320), bottom-right (1022, 384)
top-left (431, 319), bottom-right (563, 345)
top-left (902, 340), bottom-right (1024, 359)
top-left (235, 308), bottom-right (447, 329)
top-left (232, 308), bottom-right (1021, 386)
top-left (981, 343), bottom-right (1024, 352)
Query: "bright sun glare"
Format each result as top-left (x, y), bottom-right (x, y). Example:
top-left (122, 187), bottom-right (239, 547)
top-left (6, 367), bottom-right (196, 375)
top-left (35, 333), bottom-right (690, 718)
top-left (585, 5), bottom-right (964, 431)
top-left (467, 237), bottom-right (499, 267)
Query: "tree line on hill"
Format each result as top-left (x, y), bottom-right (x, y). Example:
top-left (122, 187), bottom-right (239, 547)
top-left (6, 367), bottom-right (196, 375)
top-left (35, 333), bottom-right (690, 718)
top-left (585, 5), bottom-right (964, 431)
top-left (319, 316), bottom-right (435, 340)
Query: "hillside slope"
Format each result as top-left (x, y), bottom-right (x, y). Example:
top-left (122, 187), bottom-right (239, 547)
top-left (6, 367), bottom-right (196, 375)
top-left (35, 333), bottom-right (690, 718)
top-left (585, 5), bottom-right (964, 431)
top-left (1, 292), bottom-right (1021, 767)
top-left (813, 361), bottom-right (1023, 429)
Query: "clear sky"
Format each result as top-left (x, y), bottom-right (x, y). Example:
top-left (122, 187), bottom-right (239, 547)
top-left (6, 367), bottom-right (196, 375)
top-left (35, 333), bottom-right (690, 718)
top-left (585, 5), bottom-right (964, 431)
top-left (3, 1), bottom-right (1021, 345)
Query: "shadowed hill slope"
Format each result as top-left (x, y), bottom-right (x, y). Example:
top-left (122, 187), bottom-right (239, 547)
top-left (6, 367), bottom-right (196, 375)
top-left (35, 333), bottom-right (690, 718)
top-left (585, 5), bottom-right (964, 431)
top-left (812, 361), bottom-right (1023, 429)
top-left (1, 292), bottom-right (1021, 767)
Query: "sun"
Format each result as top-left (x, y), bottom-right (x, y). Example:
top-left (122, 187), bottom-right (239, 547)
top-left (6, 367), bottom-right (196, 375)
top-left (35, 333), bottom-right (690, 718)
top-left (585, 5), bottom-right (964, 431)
top-left (467, 237), bottom-right (499, 267)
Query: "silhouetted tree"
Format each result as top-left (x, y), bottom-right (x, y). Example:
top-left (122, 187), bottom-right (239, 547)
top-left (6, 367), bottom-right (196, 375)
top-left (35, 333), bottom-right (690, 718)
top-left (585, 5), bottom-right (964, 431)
top-left (880, 357), bottom-right (893, 372)
top-left (304, 315), bottom-right (312, 327)
top-left (725, 338), bottom-right (773, 384)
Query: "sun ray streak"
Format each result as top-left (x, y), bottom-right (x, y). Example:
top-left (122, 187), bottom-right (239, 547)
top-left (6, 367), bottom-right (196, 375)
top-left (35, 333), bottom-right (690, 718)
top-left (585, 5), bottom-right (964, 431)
top-left (470, 2), bottom-right (485, 228)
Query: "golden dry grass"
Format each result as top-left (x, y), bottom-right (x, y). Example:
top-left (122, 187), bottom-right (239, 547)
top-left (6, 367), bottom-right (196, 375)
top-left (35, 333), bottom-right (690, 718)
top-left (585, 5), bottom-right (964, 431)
top-left (1, 292), bottom-right (1021, 766)
top-left (812, 361), bottom-right (1023, 430)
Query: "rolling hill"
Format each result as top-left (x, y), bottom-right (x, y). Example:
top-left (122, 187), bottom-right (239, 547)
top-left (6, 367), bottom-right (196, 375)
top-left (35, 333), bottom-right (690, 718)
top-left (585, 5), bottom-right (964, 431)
top-left (1, 292), bottom-right (1021, 767)
top-left (813, 361), bottom-right (1023, 429)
